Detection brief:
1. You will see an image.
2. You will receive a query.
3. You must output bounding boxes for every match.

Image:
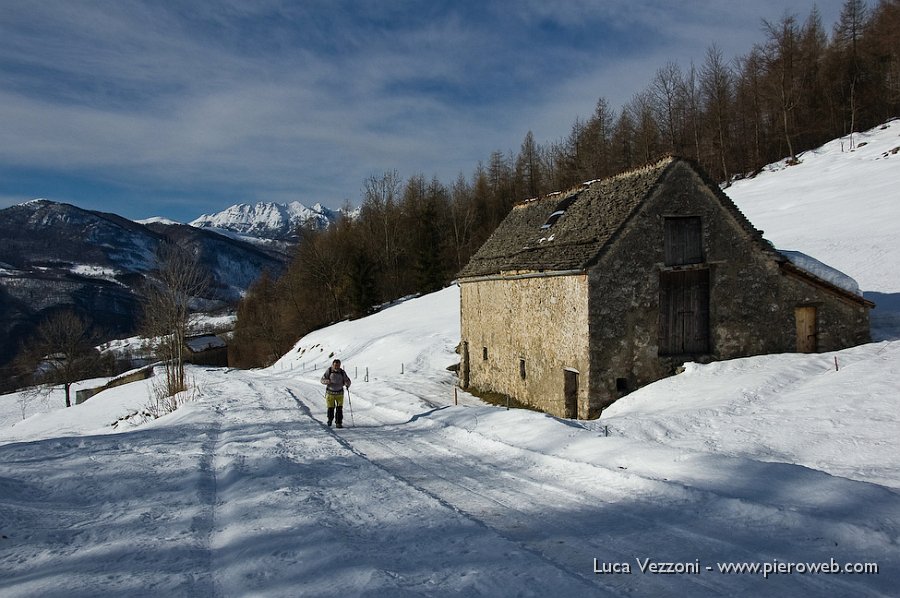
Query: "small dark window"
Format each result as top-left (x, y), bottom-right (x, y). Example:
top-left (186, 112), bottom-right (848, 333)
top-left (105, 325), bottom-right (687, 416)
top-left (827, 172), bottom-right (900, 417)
top-left (616, 377), bottom-right (629, 395)
top-left (540, 210), bottom-right (566, 229)
top-left (540, 194), bottom-right (579, 230)
top-left (664, 217), bottom-right (703, 265)
top-left (482, 347), bottom-right (488, 360)
top-left (519, 359), bottom-right (526, 380)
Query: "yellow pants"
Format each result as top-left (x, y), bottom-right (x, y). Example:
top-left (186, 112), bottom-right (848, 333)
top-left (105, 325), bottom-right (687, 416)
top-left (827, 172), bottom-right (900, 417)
top-left (325, 390), bottom-right (344, 408)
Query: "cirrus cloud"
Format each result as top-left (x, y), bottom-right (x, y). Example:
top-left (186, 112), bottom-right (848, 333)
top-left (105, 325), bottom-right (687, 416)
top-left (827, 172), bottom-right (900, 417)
top-left (0, 0), bottom-right (843, 221)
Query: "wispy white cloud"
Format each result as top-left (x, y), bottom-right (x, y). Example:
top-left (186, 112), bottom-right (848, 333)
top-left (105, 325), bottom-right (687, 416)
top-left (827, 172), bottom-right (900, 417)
top-left (0, 0), bottom-right (845, 219)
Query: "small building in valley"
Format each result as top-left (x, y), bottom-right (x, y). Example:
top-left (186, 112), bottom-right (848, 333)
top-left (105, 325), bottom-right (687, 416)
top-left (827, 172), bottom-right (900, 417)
top-left (457, 157), bottom-right (872, 419)
top-left (185, 334), bottom-right (229, 367)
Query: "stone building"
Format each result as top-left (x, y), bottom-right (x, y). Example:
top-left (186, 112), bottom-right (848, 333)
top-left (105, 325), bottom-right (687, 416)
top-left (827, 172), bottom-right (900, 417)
top-left (185, 334), bottom-right (229, 367)
top-left (457, 157), bottom-right (873, 419)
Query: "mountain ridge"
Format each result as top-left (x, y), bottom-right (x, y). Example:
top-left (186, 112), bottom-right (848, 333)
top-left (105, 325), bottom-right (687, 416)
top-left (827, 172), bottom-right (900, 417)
top-left (189, 200), bottom-right (344, 241)
top-left (0, 199), bottom-right (288, 381)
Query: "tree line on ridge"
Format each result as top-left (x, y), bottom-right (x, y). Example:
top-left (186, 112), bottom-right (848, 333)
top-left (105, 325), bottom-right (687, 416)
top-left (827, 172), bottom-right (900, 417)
top-left (231, 0), bottom-right (899, 367)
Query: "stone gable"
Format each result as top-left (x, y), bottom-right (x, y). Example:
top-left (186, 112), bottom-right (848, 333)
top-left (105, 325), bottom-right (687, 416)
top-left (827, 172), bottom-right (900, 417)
top-left (459, 158), bottom-right (872, 418)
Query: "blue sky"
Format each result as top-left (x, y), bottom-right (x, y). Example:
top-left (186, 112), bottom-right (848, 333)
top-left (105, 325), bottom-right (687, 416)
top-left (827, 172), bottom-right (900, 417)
top-left (0, 0), bottom-right (843, 222)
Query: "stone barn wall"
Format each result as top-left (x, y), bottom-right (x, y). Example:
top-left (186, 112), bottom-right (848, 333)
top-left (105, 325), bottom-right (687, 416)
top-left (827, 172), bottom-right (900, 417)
top-left (460, 274), bottom-right (591, 418)
top-left (585, 161), bottom-right (870, 412)
top-left (773, 269), bottom-right (871, 351)
top-left (458, 158), bottom-right (870, 419)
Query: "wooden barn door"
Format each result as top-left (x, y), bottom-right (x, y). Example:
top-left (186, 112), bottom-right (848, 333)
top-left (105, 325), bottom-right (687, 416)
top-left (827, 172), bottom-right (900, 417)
top-left (659, 269), bottom-right (710, 355)
top-left (563, 369), bottom-right (578, 419)
top-left (795, 306), bottom-right (818, 353)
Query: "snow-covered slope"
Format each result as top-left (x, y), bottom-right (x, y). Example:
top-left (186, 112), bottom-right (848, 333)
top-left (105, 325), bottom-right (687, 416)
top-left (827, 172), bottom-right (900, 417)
top-left (3, 285), bottom-right (899, 596)
top-left (727, 119), bottom-right (900, 337)
top-left (1, 125), bottom-right (898, 596)
top-left (136, 216), bottom-right (182, 226)
top-left (190, 201), bottom-right (340, 240)
top-left (0, 200), bottom-right (288, 380)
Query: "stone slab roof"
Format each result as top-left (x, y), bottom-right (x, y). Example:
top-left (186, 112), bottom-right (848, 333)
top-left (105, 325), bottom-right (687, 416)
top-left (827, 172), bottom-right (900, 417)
top-left (458, 156), bottom-right (872, 308)
top-left (459, 157), bottom-right (679, 278)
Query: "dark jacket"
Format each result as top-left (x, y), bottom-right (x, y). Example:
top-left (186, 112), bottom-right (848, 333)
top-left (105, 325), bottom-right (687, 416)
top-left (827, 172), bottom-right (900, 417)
top-left (321, 367), bottom-right (351, 393)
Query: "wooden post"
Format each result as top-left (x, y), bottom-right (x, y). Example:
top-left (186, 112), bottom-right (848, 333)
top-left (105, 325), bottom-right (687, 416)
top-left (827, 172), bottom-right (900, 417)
top-left (834, 356), bottom-right (839, 371)
top-left (454, 387), bottom-right (458, 405)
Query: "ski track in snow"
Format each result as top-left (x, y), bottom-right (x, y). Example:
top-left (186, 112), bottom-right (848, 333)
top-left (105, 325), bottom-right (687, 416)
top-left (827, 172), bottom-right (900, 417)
top-left (0, 411), bottom-right (223, 595)
top-left (3, 123), bottom-right (900, 596)
top-left (2, 361), bottom-right (898, 596)
top-left (278, 369), bottom-right (898, 597)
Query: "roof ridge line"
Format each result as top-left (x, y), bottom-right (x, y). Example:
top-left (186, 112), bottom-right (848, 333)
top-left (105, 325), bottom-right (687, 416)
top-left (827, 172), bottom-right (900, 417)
top-left (518, 156), bottom-right (677, 206)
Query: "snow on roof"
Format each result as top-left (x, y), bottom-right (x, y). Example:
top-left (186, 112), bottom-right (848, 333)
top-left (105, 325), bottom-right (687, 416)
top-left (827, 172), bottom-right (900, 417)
top-left (778, 250), bottom-right (862, 296)
top-left (185, 334), bottom-right (226, 353)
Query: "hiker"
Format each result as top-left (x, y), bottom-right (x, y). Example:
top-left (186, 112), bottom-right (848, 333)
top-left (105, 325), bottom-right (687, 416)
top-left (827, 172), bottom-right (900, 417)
top-left (321, 359), bottom-right (351, 428)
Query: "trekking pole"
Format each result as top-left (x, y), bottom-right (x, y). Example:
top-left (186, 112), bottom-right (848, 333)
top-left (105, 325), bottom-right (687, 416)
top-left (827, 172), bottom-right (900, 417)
top-left (346, 388), bottom-right (355, 427)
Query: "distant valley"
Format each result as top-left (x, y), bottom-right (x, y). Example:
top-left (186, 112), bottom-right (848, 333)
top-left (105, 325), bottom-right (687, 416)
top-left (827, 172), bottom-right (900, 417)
top-left (0, 198), bottom-right (341, 381)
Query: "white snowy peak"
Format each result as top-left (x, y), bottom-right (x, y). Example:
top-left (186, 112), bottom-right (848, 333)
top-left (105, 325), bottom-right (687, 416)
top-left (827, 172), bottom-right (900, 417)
top-left (190, 200), bottom-right (341, 239)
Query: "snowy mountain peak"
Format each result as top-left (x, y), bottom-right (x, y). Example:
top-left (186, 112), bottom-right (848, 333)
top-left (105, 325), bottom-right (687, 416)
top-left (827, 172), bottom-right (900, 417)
top-left (137, 216), bottom-right (182, 226)
top-left (2, 120), bottom-right (900, 595)
top-left (189, 200), bottom-right (340, 240)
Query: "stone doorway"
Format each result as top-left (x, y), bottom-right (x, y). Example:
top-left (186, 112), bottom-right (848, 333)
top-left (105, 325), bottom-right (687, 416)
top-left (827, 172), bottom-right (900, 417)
top-left (564, 369), bottom-right (578, 419)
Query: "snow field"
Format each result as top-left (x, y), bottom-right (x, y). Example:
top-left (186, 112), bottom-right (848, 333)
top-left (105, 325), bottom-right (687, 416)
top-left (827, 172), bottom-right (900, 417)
top-left (2, 284), bottom-right (899, 595)
top-left (2, 122), bottom-right (899, 596)
top-left (727, 119), bottom-right (900, 338)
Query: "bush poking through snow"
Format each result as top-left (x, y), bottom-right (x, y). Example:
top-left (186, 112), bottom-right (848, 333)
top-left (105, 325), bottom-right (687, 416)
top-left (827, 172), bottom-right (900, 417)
top-left (146, 371), bottom-right (197, 419)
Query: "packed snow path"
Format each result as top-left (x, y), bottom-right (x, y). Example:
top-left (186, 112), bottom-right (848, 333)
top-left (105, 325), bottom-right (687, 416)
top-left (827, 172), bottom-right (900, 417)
top-left (5, 120), bottom-right (900, 596)
top-left (0, 371), bottom-right (591, 596)
top-left (3, 365), bottom-right (898, 596)
top-left (284, 371), bottom-right (899, 597)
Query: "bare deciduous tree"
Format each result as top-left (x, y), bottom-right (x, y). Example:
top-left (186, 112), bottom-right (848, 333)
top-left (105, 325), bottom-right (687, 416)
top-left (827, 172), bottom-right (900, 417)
top-left (651, 61), bottom-right (687, 155)
top-left (19, 310), bottom-right (107, 407)
top-left (142, 242), bottom-right (208, 403)
top-left (361, 170), bottom-right (403, 299)
top-left (701, 44), bottom-right (734, 181)
top-left (763, 15), bottom-right (801, 163)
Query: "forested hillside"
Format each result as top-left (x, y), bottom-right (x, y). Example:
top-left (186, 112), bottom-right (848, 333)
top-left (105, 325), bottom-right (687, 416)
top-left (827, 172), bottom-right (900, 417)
top-left (232, 0), bottom-right (899, 367)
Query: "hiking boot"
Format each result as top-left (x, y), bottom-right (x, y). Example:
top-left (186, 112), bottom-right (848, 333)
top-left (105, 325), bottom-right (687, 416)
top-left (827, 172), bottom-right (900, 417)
top-left (327, 421), bottom-right (333, 427)
top-left (336, 423), bottom-right (343, 428)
